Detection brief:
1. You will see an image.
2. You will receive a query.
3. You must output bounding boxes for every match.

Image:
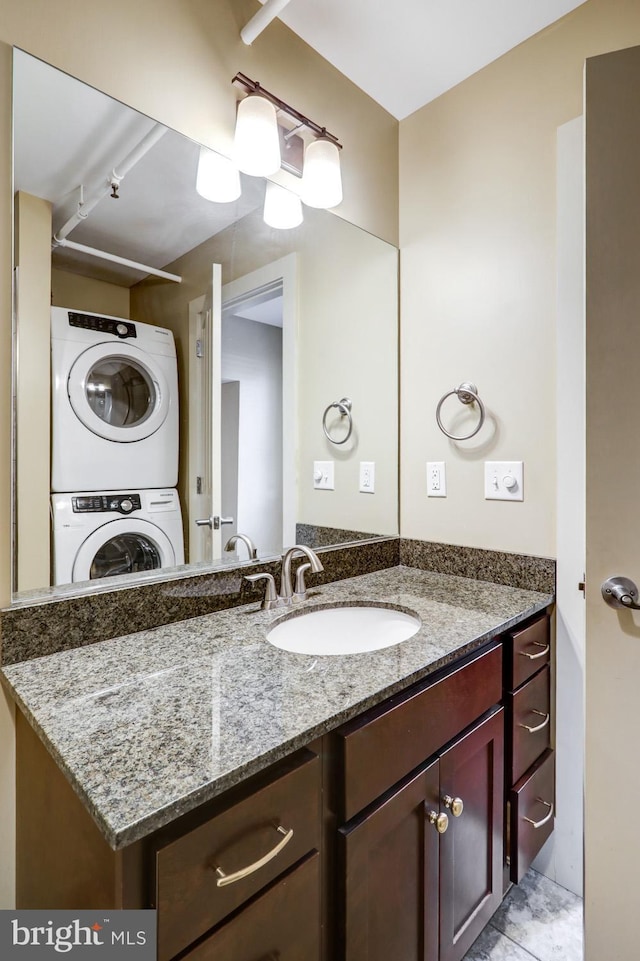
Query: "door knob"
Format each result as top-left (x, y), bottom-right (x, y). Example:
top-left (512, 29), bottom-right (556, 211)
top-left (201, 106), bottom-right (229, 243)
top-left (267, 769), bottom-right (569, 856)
top-left (196, 515), bottom-right (234, 530)
top-left (601, 576), bottom-right (640, 610)
top-left (442, 795), bottom-right (464, 817)
top-left (426, 810), bottom-right (449, 834)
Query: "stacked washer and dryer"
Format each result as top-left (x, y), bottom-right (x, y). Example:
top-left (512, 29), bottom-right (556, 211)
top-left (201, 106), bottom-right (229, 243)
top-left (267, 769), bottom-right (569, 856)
top-left (50, 308), bottom-right (185, 585)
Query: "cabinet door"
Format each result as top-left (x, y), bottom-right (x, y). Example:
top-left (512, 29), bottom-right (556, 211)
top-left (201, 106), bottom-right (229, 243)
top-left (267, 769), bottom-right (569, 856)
top-left (340, 760), bottom-right (440, 961)
top-left (439, 709), bottom-right (504, 961)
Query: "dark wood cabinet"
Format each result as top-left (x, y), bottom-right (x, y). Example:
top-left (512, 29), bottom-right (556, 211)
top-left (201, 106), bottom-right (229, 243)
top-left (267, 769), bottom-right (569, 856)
top-left (15, 614), bottom-right (554, 961)
top-left (340, 760), bottom-right (440, 961)
top-left (439, 709), bottom-right (504, 961)
top-left (181, 853), bottom-right (321, 961)
top-left (339, 708), bottom-right (504, 961)
top-left (152, 750), bottom-right (320, 961)
top-left (504, 613), bottom-right (554, 885)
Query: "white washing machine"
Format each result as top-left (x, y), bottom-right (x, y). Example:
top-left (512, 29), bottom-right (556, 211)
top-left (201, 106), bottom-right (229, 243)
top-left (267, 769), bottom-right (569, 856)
top-left (51, 488), bottom-right (185, 585)
top-left (51, 307), bottom-right (179, 492)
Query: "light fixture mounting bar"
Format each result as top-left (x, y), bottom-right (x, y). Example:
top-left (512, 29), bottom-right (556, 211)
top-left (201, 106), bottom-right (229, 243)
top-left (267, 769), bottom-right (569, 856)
top-left (231, 72), bottom-right (342, 149)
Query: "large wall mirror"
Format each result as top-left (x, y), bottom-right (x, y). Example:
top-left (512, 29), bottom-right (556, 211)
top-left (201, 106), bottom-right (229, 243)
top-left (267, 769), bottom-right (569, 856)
top-left (11, 49), bottom-right (399, 601)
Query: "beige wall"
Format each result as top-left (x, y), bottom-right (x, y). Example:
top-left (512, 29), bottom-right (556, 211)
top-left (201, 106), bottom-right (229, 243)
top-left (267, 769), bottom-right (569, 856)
top-left (51, 270), bottom-right (130, 317)
top-left (399, 0), bottom-right (640, 558)
top-left (0, 0), bottom-right (397, 910)
top-left (131, 206), bottom-right (399, 548)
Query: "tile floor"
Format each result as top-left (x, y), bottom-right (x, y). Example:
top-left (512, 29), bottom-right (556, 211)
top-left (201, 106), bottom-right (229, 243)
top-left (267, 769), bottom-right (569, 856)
top-left (463, 869), bottom-right (583, 961)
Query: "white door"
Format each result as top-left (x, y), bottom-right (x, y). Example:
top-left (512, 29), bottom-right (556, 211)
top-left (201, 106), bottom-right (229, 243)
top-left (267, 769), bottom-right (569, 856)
top-left (188, 264), bottom-right (223, 562)
top-left (584, 44), bottom-right (640, 958)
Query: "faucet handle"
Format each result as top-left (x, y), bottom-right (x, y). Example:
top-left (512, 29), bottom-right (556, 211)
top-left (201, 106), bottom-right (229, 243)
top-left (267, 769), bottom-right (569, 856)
top-left (244, 573), bottom-right (278, 610)
top-left (293, 563), bottom-right (312, 601)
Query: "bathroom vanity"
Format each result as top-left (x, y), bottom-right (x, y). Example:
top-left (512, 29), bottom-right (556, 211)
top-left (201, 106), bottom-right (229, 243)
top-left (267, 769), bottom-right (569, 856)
top-left (1, 566), bottom-right (553, 961)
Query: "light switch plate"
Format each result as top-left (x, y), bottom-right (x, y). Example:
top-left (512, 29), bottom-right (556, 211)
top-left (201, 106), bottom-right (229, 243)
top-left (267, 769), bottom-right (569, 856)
top-left (484, 461), bottom-right (524, 501)
top-left (427, 461), bottom-right (446, 497)
top-left (359, 461), bottom-right (375, 493)
top-left (313, 460), bottom-right (334, 490)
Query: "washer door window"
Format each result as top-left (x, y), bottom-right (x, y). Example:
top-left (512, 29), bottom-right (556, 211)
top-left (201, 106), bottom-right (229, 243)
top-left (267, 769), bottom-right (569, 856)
top-left (67, 342), bottom-right (170, 442)
top-left (73, 519), bottom-right (175, 583)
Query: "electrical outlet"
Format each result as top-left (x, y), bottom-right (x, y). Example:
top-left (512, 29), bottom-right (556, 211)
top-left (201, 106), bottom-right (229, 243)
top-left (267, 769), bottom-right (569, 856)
top-left (359, 461), bottom-right (375, 493)
top-left (313, 460), bottom-right (334, 490)
top-left (427, 462), bottom-right (446, 497)
top-left (484, 461), bottom-right (524, 501)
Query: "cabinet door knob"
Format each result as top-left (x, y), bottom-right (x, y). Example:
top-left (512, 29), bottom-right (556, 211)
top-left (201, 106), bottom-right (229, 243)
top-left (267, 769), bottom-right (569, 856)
top-left (426, 810), bottom-right (449, 834)
top-left (442, 795), bottom-right (464, 817)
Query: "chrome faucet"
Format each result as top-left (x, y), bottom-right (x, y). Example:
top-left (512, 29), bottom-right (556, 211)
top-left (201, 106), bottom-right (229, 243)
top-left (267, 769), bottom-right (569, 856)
top-left (244, 545), bottom-right (323, 610)
top-left (280, 545), bottom-right (324, 601)
top-left (224, 533), bottom-right (258, 561)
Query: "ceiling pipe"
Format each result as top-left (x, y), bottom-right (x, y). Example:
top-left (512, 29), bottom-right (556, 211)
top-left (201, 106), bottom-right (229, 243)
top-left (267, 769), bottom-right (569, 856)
top-left (53, 123), bottom-right (168, 244)
top-left (53, 237), bottom-right (182, 284)
top-left (240, 0), bottom-right (294, 45)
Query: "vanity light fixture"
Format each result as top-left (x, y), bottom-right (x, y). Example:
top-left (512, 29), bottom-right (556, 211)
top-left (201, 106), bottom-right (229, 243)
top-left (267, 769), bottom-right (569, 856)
top-left (195, 146), bottom-right (241, 202)
top-left (233, 93), bottom-right (281, 177)
top-left (263, 181), bottom-right (303, 230)
top-left (301, 136), bottom-right (343, 209)
top-left (231, 72), bottom-right (342, 207)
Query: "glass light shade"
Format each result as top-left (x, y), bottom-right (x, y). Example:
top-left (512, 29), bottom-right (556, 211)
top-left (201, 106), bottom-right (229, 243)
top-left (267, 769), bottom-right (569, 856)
top-left (195, 146), bottom-right (241, 203)
top-left (233, 94), bottom-right (281, 177)
top-left (263, 181), bottom-right (303, 230)
top-left (301, 136), bottom-right (343, 209)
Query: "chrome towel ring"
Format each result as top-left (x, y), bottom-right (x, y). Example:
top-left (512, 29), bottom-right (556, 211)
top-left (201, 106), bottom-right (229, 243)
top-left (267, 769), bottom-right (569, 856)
top-left (436, 382), bottom-right (485, 441)
top-left (323, 397), bottom-right (353, 445)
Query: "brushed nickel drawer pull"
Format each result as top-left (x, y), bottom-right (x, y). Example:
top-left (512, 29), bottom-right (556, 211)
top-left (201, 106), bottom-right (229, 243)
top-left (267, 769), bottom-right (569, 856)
top-left (518, 641), bottom-right (550, 661)
top-left (523, 798), bottom-right (554, 829)
top-left (518, 710), bottom-right (550, 734)
top-left (214, 825), bottom-right (293, 887)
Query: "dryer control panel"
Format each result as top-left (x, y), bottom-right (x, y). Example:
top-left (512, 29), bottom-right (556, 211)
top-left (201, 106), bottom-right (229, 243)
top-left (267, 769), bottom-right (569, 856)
top-left (72, 494), bottom-right (142, 515)
top-left (68, 311), bottom-right (137, 339)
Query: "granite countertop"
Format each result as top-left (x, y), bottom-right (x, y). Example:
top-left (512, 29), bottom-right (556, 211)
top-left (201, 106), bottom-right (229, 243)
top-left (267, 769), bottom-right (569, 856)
top-left (0, 566), bottom-right (552, 850)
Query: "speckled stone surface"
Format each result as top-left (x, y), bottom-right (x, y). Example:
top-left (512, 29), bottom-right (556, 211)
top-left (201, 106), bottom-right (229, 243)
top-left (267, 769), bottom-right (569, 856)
top-left (401, 540), bottom-right (556, 594)
top-left (296, 523), bottom-right (380, 547)
top-left (1, 565), bottom-right (552, 850)
top-left (0, 538), bottom-right (400, 665)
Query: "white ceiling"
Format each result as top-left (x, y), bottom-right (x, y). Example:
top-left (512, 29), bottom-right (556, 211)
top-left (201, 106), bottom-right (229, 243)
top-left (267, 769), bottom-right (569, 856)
top-left (260, 0), bottom-right (589, 119)
top-left (13, 51), bottom-right (265, 286)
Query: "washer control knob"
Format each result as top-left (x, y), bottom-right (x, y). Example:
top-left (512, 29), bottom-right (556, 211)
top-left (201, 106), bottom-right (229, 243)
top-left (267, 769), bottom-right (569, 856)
top-left (120, 498), bottom-right (134, 513)
top-left (116, 323), bottom-right (129, 336)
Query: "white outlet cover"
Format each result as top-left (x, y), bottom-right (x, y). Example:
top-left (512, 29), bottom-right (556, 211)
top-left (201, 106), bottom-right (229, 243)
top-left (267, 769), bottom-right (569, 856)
top-left (313, 460), bottom-right (334, 490)
top-left (359, 461), bottom-right (375, 493)
top-left (484, 461), bottom-right (524, 501)
top-left (427, 461), bottom-right (446, 497)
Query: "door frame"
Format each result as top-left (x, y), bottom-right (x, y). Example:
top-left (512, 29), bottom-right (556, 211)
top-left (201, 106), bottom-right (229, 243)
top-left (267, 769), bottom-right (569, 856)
top-left (221, 253), bottom-right (298, 550)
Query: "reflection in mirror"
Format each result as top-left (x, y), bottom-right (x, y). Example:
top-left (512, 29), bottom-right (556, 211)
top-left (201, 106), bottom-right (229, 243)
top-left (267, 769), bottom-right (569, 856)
top-left (12, 49), bottom-right (399, 601)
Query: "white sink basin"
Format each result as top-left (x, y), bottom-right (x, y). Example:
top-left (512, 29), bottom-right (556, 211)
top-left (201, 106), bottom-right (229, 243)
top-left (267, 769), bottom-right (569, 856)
top-left (266, 604), bottom-right (421, 656)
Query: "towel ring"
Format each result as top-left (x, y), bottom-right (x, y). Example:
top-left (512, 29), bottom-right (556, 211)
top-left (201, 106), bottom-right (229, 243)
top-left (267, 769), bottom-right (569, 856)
top-left (436, 382), bottom-right (485, 441)
top-left (323, 397), bottom-right (353, 445)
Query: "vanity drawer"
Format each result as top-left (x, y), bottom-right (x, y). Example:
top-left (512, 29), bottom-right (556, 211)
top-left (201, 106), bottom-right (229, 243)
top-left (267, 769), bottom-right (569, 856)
top-left (508, 665), bottom-right (551, 785)
top-left (507, 614), bottom-right (551, 691)
top-left (509, 748), bottom-right (555, 884)
top-left (182, 853), bottom-right (321, 961)
top-left (154, 750), bottom-right (321, 961)
top-left (335, 642), bottom-right (502, 821)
